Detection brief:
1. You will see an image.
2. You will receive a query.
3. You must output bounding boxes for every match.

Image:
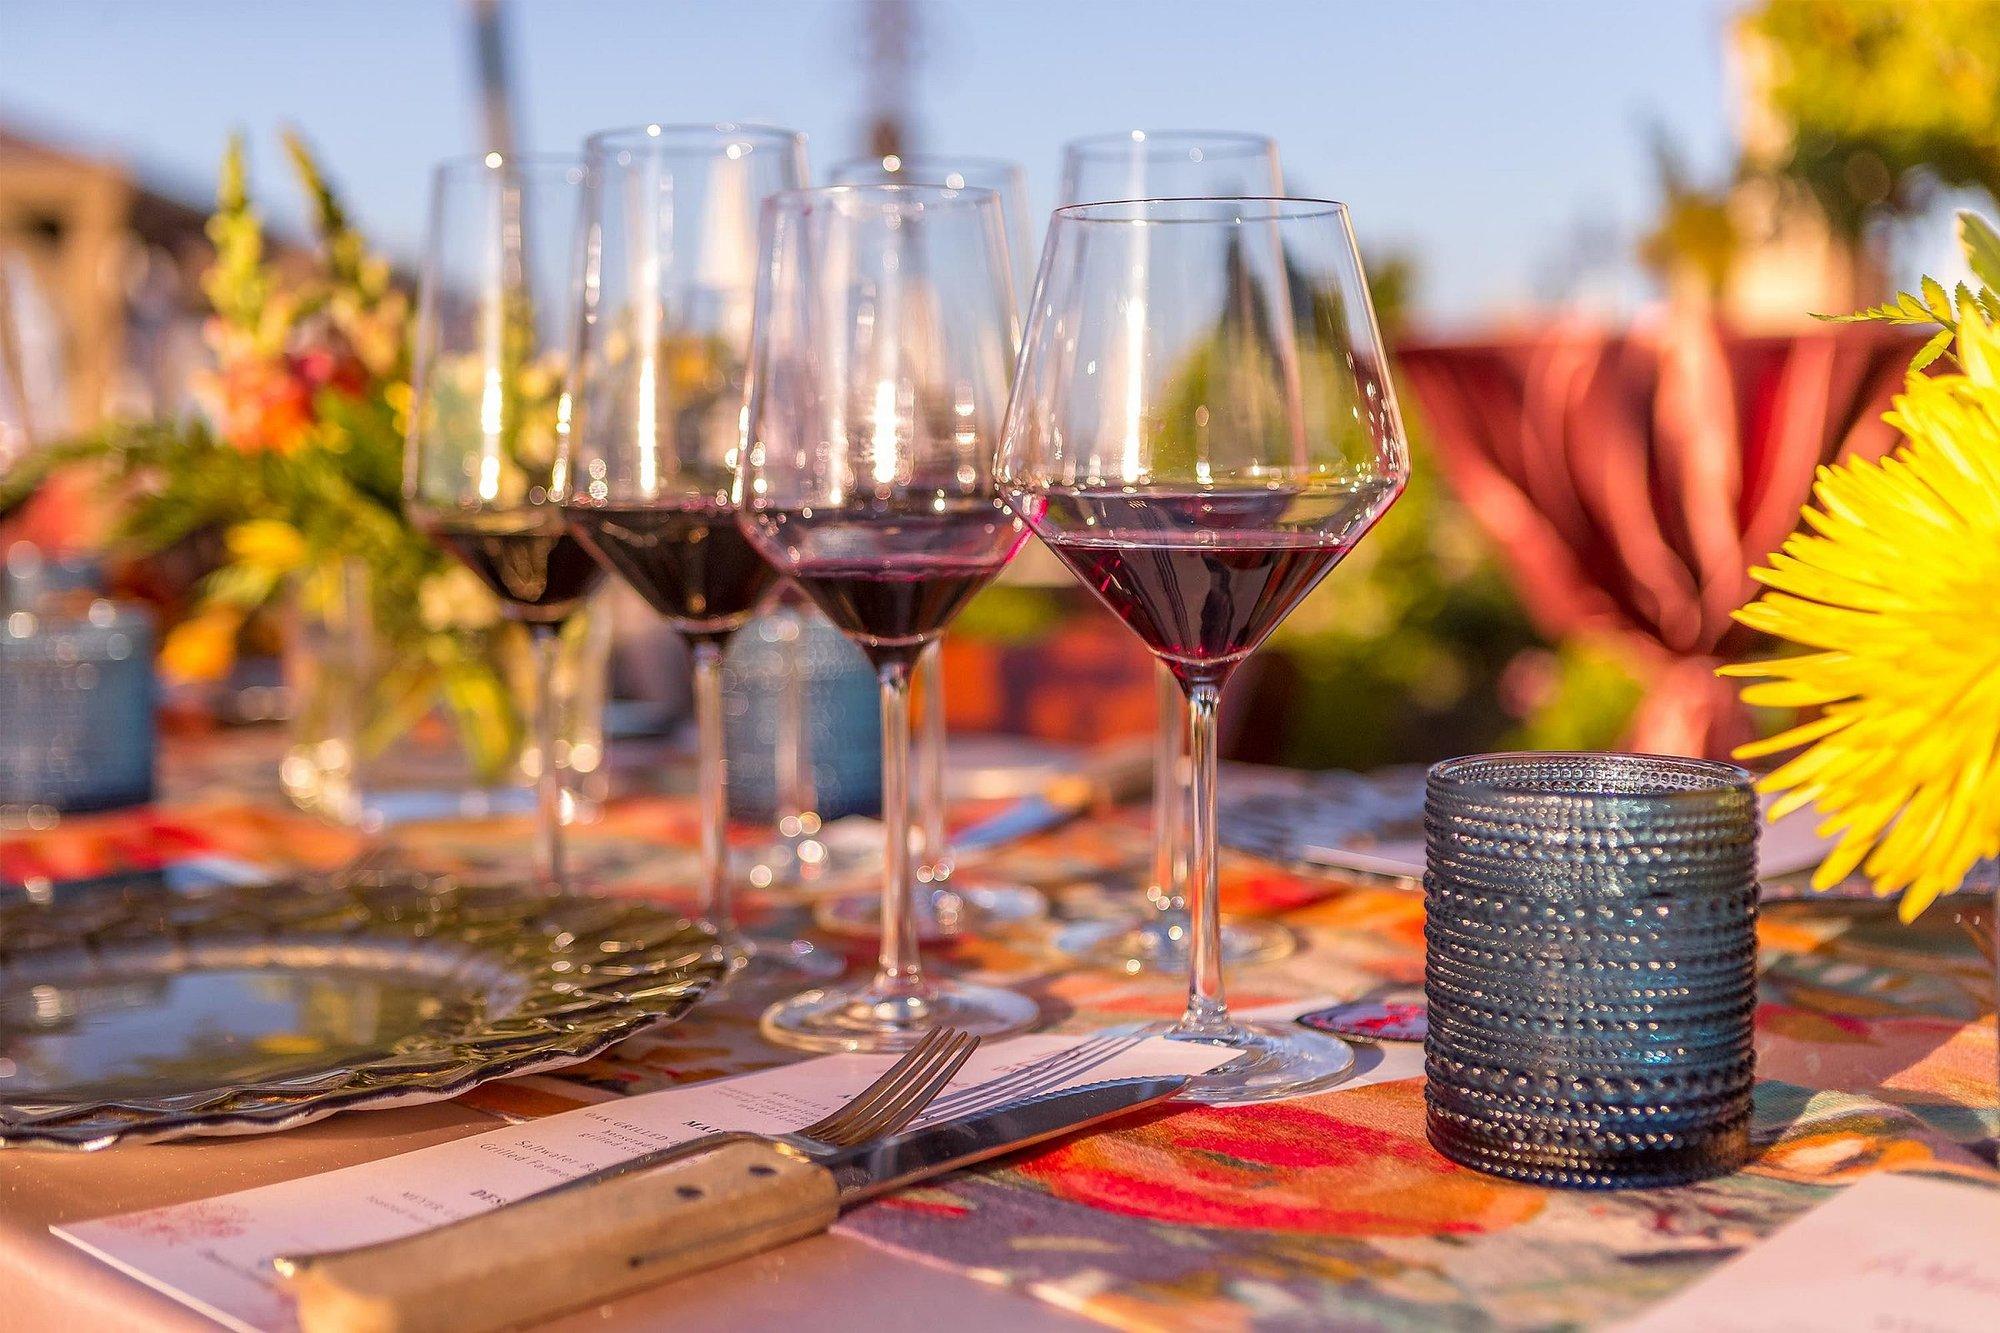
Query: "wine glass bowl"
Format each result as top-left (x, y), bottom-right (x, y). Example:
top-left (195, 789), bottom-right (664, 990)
top-left (740, 183), bottom-right (1039, 1051)
top-left (1000, 196), bottom-right (1409, 1101)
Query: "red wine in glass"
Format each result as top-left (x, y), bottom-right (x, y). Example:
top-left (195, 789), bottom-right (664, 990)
top-left (1030, 482), bottom-right (1396, 685)
top-left (750, 499), bottom-right (1021, 667)
top-left (566, 502), bottom-right (779, 644)
top-left (418, 511), bottom-right (605, 625)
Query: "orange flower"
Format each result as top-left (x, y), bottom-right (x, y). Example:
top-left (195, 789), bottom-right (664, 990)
top-left (197, 328), bottom-right (368, 455)
top-left (200, 353), bottom-right (316, 454)
top-left (159, 609), bottom-right (242, 684)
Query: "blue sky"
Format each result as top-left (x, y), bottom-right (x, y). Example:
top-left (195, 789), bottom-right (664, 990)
top-left (0, 0), bottom-right (1742, 325)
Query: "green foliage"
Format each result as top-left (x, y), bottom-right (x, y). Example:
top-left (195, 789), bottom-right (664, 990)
top-left (1501, 640), bottom-right (1647, 753)
top-left (1816, 210), bottom-right (2000, 367)
top-left (1638, 131), bottom-right (1740, 301)
top-left (1744, 0), bottom-right (2000, 241)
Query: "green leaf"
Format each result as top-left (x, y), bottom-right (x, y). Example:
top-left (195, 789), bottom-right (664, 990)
top-left (1921, 275), bottom-right (1952, 321)
top-left (1911, 326), bottom-right (1955, 371)
top-left (1958, 211), bottom-right (2000, 293)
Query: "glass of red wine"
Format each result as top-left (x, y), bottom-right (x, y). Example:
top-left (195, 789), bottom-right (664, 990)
top-left (739, 183), bottom-right (1040, 1052)
top-left (1053, 130), bottom-right (1295, 975)
top-left (406, 153), bottom-right (607, 892)
top-left (557, 124), bottom-right (836, 983)
top-left (816, 152), bottom-right (1045, 945)
top-left (999, 197), bottom-right (1410, 1101)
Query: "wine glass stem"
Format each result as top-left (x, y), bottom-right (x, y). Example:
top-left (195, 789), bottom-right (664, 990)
top-left (877, 658), bottom-right (923, 993)
top-left (1149, 661), bottom-right (1185, 912)
top-left (1182, 678), bottom-right (1228, 1031)
top-left (530, 623), bottom-right (566, 893)
top-left (916, 639), bottom-right (950, 879)
top-left (775, 608), bottom-right (815, 838)
top-left (692, 639), bottom-right (736, 946)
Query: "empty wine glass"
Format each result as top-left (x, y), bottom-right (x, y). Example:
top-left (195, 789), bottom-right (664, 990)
top-left (819, 152), bottom-right (1044, 944)
top-left (559, 123), bottom-right (835, 981)
top-left (407, 153), bottom-right (606, 893)
top-left (999, 197), bottom-right (1410, 1101)
top-left (740, 183), bottom-right (1039, 1051)
top-left (1053, 130), bottom-right (1294, 973)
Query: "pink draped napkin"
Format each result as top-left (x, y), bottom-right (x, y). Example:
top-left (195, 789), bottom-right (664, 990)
top-left (1399, 316), bottom-right (1911, 758)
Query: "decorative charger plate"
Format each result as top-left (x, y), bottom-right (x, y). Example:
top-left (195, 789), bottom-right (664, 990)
top-left (1219, 764), bottom-right (1996, 903)
top-left (0, 872), bottom-right (726, 1150)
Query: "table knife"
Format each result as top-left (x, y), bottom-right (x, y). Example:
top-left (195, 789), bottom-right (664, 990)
top-left (277, 1074), bottom-right (1186, 1333)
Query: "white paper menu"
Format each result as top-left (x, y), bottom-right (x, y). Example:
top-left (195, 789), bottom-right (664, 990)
top-left (1619, 1173), bottom-right (2000, 1332)
top-left (54, 1034), bottom-right (1232, 1333)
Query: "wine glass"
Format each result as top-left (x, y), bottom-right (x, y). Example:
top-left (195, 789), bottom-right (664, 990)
top-left (407, 153), bottom-right (607, 892)
top-left (559, 123), bottom-right (835, 982)
top-left (999, 197), bottom-right (1409, 1102)
top-left (818, 152), bottom-right (1044, 943)
top-left (739, 183), bottom-right (1039, 1051)
top-left (1054, 130), bottom-right (1294, 973)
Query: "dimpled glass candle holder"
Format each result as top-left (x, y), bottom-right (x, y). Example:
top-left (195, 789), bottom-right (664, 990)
top-left (1423, 752), bottom-right (1757, 1189)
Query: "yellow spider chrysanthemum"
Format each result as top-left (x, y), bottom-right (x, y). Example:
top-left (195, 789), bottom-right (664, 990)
top-left (1723, 311), bottom-right (2000, 921)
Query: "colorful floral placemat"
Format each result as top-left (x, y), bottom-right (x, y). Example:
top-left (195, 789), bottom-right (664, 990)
top-left (8, 744), bottom-right (1997, 1331)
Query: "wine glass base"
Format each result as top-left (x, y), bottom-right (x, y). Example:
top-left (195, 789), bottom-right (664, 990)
top-left (761, 977), bottom-right (1040, 1053)
top-left (1053, 913), bottom-right (1294, 973)
top-left (736, 839), bottom-right (878, 894)
top-left (716, 932), bottom-right (845, 995)
top-left (1103, 1017), bottom-right (1355, 1104)
top-left (814, 878), bottom-right (1048, 942)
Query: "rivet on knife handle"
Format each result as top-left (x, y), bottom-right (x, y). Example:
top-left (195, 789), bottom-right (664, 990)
top-left (278, 1139), bottom-right (837, 1333)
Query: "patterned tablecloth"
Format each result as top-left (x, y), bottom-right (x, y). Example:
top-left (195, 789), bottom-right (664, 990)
top-left (6, 731), bottom-right (1997, 1331)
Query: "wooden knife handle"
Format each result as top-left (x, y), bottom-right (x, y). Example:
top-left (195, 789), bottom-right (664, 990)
top-left (279, 1139), bottom-right (838, 1333)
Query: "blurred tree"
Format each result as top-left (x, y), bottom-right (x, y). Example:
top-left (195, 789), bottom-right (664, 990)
top-left (1742, 0), bottom-right (2000, 242)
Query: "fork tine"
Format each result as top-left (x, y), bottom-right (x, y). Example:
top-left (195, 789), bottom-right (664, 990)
top-left (819, 1030), bottom-right (975, 1147)
top-left (823, 1029), bottom-right (977, 1146)
top-left (796, 1028), bottom-right (946, 1141)
top-left (797, 1027), bottom-right (957, 1142)
top-left (869, 1031), bottom-right (978, 1139)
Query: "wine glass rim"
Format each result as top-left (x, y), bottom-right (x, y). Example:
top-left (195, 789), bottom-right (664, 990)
top-left (766, 182), bottom-right (1003, 212)
top-left (1051, 196), bottom-right (1350, 226)
top-left (1428, 752), bottom-right (1755, 802)
top-left (431, 151), bottom-right (584, 180)
top-left (583, 122), bottom-right (805, 155)
top-left (829, 152), bottom-right (1025, 180)
top-left (1061, 129), bottom-right (1276, 160)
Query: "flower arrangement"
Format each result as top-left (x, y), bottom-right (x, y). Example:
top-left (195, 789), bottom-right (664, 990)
top-left (5, 132), bottom-right (526, 782)
top-left (1725, 211), bottom-right (2000, 919)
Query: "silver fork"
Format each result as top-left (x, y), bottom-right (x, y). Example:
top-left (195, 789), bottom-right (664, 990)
top-left (278, 1025), bottom-right (980, 1283)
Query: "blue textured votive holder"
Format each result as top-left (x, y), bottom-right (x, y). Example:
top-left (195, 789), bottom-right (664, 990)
top-left (722, 606), bottom-right (881, 822)
top-left (0, 599), bottom-right (157, 818)
top-left (1423, 752), bottom-right (1757, 1189)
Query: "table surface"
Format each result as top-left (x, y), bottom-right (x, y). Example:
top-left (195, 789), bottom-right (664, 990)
top-left (2, 729), bottom-right (1995, 1333)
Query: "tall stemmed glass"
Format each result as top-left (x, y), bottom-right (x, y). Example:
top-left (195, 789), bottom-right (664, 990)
top-left (740, 184), bottom-right (1040, 1051)
top-left (1000, 198), bottom-right (1409, 1101)
top-left (1054, 130), bottom-right (1293, 972)
top-left (819, 152), bottom-right (1044, 942)
top-left (559, 124), bottom-right (835, 981)
top-left (407, 154), bottom-right (606, 892)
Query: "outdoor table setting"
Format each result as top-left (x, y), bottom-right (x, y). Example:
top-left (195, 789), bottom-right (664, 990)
top-left (1, 38), bottom-right (1999, 1333)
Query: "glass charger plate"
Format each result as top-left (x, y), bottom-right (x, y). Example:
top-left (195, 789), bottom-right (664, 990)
top-left (0, 873), bottom-right (725, 1150)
